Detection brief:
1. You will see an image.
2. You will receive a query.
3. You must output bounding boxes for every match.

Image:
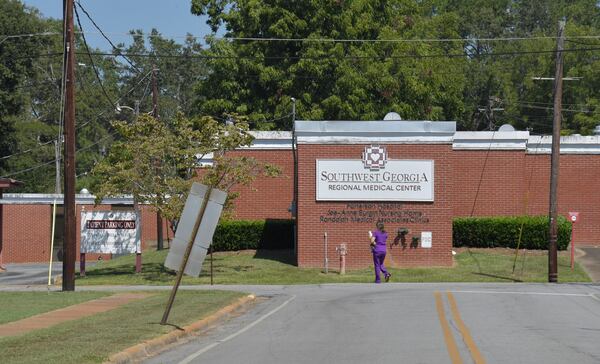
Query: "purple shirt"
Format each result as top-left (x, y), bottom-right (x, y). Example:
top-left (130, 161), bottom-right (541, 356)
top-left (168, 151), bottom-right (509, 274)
top-left (372, 230), bottom-right (388, 253)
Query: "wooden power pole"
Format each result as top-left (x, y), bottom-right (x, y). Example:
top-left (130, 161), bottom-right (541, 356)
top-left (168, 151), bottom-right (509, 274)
top-left (152, 66), bottom-right (164, 251)
top-left (548, 20), bottom-right (565, 283)
top-left (62, 0), bottom-right (76, 291)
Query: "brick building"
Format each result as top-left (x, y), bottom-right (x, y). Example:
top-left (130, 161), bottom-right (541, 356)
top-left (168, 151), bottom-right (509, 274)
top-left (0, 193), bottom-right (170, 264)
top-left (1, 122), bottom-right (599, 268)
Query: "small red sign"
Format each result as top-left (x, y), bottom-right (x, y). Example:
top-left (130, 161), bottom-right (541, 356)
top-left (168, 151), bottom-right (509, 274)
top-left (568, 212), bottom-right (579, 223)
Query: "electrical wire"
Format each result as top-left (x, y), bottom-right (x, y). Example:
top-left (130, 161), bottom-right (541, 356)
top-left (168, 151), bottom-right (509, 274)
top-left (74, 4), bottom-right (117, 110)
top-left (0, 133), bottom-right (115, 178)
top-left (0, 70), bottom-right (153, 161)
top-left (11, 45), bottom-right (600, 61)
top-left (0, 159), bottom-right (57, 178)
top-left (565, 38), bottom-right (600, 47)
top-left (4, 31), bottom-right (600, 44)
top-left (463, 128), bottom-right (497, 276)
top-left (508, 103), bottom-right (591, 113)
top-left (0, 32), bottom-right (59, 45)
top-left (75, 1), bottom-right (143, 74)
top-left (211, 35), bottom-right (600, 43)
top-left (512, 135), bottom-right (544, 275)
top-left (0, 140), bottom-right (55, 161)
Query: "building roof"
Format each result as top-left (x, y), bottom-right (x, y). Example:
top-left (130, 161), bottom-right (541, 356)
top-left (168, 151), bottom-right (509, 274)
top-left (294, 120), bottom-right (457, 144)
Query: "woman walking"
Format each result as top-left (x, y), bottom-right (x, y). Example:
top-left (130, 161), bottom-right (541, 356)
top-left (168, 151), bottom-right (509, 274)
top-left (370, 222), bottom-right (391, 283)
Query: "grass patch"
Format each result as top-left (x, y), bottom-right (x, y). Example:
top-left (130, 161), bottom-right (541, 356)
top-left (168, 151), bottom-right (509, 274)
top-left (78, 248), bottom-right (591, 285)
top-left (393, 249), bottom-right (590, 283)
top-left (0, 290), bottom-right (244, 364)
top-left (0, 291), bottom-right (110, 324)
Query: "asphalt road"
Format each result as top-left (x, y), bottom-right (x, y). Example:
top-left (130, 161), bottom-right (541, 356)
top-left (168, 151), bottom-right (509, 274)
top-left (0, 263), bottom-right (63, 285)
top-left (142, 283), bottom-right (600, 364)
top-left (0, 262), bottom-right (95, 286)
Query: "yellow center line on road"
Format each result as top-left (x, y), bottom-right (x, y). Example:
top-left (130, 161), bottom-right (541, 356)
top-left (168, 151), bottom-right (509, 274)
top-left (434, 291), bottom-right (463, 364)
top-left (447, 292), bottom-right (487, 364)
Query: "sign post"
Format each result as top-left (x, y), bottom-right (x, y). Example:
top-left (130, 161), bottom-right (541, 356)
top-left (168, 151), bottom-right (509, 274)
top-left (568, 212), bottom-right (579, 270)
top-left (161, 183), bottom-right (227, 325)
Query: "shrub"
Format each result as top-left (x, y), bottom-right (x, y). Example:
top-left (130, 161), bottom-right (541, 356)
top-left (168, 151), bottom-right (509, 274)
top-left (212, 219), bottom-right (294, 251)
top-left (453, 216), bottom-right (571, 250)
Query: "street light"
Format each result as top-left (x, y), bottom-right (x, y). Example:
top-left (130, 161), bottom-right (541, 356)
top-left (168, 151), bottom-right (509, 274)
top-left (115, 101), bottom-right (140, 116)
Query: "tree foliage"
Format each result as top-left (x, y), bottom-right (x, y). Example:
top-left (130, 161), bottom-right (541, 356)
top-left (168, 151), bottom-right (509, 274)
top-left (1, 0), bottom-right (599, 193)
top-left (191, 0), bottom-right (600, 133)
top-left (92, 114), bottom-right (278, 221)
top-left (0, 0), bottom-right (53, 177)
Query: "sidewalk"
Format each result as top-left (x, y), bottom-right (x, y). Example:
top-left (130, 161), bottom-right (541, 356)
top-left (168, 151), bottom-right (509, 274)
top-left (0, 292), bottom-right (150, 337)
top-left (577, 247), bottom-right (600, 282)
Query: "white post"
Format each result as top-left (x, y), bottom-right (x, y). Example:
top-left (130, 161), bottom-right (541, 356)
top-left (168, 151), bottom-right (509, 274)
top-left (47, 199), bottom-right (57, 288)
top-left (324, 232), bottom-right (328, 274)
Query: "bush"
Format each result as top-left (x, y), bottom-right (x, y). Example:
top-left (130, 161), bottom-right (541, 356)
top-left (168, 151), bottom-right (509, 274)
top-left (212, 219), bottom-right (294, 251)
top-left (453, 216), bottom-right (571, 250)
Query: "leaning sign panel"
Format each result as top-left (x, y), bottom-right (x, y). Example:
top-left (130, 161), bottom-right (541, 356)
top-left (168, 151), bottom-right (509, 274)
top-left (164, 183), bottom-right (227, 277)
top-left (317, 148), bottom-right (434, 201)
top-left (80, 211), bottom-right (140, 254)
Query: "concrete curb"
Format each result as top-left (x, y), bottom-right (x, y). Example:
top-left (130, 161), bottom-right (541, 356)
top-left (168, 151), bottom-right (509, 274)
top-left (105, 294), bottom-right (256, 364)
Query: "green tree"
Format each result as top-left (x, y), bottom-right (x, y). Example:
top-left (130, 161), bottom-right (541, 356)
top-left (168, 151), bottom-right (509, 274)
top-left (191, 0), bottom-right (467, 129)
top-left (115, 29), bottom-right (206, 123)
top-left (446, 0), bottom-right (600, 132)
top-left (1, 1), bottom-right (120, 192)
top-left (0, 0), bottom-right (52, 176)
top-left (92, 114), bottom-right (278, 230)
top-left (191, 0), bottom-right (599, 133)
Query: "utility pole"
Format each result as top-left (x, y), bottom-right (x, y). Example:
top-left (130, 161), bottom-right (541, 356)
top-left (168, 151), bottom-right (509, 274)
top-left (478, 96), bottom-right (504, 131)
top-left (548, 20), bottom-right (565, 283)
top-left (62, 0), bottom-right (76, 291)
top-left (152, 66), bottom-right (164, 251)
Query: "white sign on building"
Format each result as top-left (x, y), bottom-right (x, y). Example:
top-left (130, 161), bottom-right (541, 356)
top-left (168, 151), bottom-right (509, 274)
top-left (316, 146), bottom-right (434, 201)
top-left (81, 210), bottom-right (140, 254)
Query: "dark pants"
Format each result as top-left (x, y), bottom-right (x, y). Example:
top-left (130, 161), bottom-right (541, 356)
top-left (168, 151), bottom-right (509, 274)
top-left (373, 251), bottom-right (389, 283)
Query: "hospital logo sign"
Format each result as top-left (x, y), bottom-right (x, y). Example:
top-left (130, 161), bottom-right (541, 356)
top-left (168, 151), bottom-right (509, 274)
top-left (362, 145), bottom-right (387, 170)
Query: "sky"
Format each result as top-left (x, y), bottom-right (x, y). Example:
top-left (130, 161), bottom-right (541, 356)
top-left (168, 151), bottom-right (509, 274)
top-left (21, 0), bottom-right (214, 48)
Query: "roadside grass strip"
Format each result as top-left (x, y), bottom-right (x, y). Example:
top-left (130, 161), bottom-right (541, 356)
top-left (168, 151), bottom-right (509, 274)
top-left (0, 290), bottom-right (244, 364)
top-left (0, 291), bottom-right (110, 325)
top-left (77, 249), bottom-right (591, 285)
top-left (0, 293), bottom-right (150, 337)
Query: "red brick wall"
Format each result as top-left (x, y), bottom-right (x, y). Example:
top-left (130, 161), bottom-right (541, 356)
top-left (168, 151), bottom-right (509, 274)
top-left (140, 206), bottom-right (172, 250)
top-left (226, 149), bottom-right (294, 220)
top-left (1, 205), bottom-right (52, 263)
top-left (0, 203), bottom-right (168, 264)
top-left (3, 144), bottom-right (600, 265)
top-left (296, 144), bottom-right (454, 269)
top-left (451, 152), bottom-right (600, 245)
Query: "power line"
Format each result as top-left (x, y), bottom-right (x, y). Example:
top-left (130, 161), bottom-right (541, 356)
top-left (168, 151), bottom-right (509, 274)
top-left (3, 31), bottom-right (600, 44)
top-left (211, 35), bottom-right (600, 43)
top-left (0, 70), bottom-right (153, 161)
top-left (0, 140), bottom-right (55, 161)
top-left (0, 32), bottom-right (59, 45)
top-left (507, 102), bottom-right (591, 113)
top-left (0, 133), bottom-right (115, 178)
top-left (74, 1), bottom-right (143, 74)
top-left (512, 100), bottom-right (591, 107)
top-left (13, 46), bottom-right (600, 61)
top-left (565, 38), bottom-right (600, 46)
top-left (0, 159), bottom-right (56, 178)
top-left (74, 4), bottom-right (116, 110)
